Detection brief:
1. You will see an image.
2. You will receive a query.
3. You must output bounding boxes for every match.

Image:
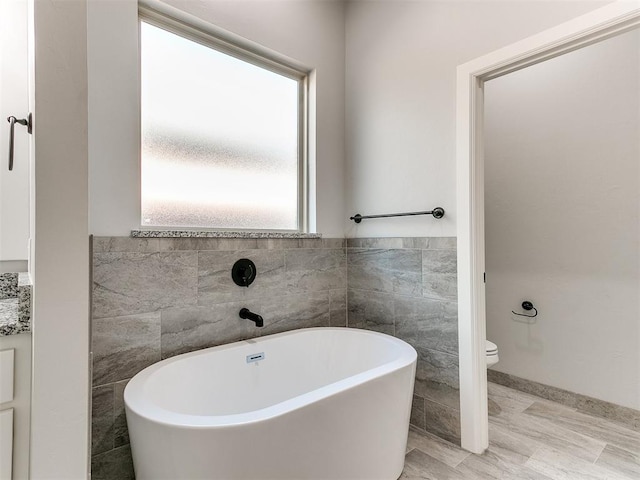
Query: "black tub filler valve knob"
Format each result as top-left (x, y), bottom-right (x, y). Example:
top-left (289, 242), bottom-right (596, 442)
top-left (232, 258), bottom-right (256, 287)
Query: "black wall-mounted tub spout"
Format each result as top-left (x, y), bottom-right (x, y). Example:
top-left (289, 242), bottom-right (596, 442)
top-left (239, 308), bottom-right (264, 327)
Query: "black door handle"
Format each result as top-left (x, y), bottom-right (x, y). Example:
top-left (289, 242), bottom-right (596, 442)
top-left (7, 113), bottom-right (32, 171)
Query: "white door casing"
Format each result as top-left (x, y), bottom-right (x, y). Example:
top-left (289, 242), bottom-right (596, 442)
top-left (456, 0), bottom-right (640, 454)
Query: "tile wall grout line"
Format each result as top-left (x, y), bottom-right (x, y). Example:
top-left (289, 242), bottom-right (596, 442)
top-left (420, 248), bottom-right (425, 301)
top-left (344, 236), bottom-right (349, 328)
top-left (422, 394), bottom-right (462, 413)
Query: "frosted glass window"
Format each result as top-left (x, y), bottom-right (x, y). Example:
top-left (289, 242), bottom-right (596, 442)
top-left (140, 21), bottom-right (303, 230)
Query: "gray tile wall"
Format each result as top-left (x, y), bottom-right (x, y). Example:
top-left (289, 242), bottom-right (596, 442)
top-left (90, 237), bottom-right (346, 478)
top-left (346, 237), bottom-right (461, 445)
top-left (90, 235), bottom-right (460, 478)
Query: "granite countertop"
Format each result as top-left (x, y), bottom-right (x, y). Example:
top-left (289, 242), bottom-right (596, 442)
top-left (0, 272), bottom-right (32, 336)
top-left (131, 230), bottom-right (322, 239)
top-left (0, 299), bottom-right (20, 335)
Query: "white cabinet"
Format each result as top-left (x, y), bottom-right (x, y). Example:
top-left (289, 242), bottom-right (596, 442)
top-left (0, 349), bottom-right (15, 478)
top-left (0, 334), bottom-right (30, 480)
top-left (0, 350), bottom-right (14, 404)
top-left (0, 408), bottom-right (13, 479)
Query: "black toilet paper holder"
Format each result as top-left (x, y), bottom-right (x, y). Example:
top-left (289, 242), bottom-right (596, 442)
top-left (512, 301), bottom-right (538, 318)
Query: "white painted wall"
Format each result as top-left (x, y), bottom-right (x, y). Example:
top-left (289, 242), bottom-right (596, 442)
top-left (29, 0), bottom-right (90, 477)
top-left (88, 0), bottom-right (346, 237)
top-left (344, 0), bottom-right (613, 238)
top-left (484, 29), bottom-right (640, 410)
top-left (88, 0), bottom-right (140, 238)
top-left (90, 0), bottom-right (615, 239)
top-left (0, 0), bottom-right (30, 262)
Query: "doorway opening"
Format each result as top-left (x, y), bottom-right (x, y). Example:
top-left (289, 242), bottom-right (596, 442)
top-left (455, 0), bottom-right (640, 453)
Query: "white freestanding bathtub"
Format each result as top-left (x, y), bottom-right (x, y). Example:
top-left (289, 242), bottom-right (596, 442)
top-left (124, 327), bottom-right (417, 480)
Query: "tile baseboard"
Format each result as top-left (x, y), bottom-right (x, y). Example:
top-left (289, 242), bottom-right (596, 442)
top-left (488, 370), bottom-right (640, 431)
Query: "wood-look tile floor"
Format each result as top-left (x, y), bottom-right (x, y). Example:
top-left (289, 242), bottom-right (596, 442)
top-left (401, 382), bottom-right (640, 479)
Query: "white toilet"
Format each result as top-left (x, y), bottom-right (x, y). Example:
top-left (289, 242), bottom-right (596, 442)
top-left (486, 340), bottom-right (499, 367)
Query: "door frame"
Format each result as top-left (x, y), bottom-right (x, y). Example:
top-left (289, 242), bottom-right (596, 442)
top-left (455, 0), bottom-right (640, 453)
top-left (29, 0), bottom-right (91, 477)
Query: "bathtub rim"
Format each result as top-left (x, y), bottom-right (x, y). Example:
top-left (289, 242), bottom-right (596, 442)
top-left (124, 327), bottom-right (417, 428)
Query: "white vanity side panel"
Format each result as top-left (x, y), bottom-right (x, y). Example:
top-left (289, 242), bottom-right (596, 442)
top-left (0, 408), bottom-right (13, 480)
top-left (0, 350), bottom-right (14, 404)
top-left (0, 333), bottom-right (31, 480)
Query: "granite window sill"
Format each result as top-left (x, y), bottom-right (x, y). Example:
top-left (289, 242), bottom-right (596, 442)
top-left (131, 230), bottom-right (322, 239)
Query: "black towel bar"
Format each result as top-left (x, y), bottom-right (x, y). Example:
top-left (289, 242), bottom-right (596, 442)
top-left (350, 207), bottom-right (445, 223)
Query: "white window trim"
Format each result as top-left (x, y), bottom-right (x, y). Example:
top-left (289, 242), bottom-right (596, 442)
top-left (138, 1), bottom-right (312, 233)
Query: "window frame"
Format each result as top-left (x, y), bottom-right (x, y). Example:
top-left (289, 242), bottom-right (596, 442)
top-left (138, 6), bottom-right (310, 233)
